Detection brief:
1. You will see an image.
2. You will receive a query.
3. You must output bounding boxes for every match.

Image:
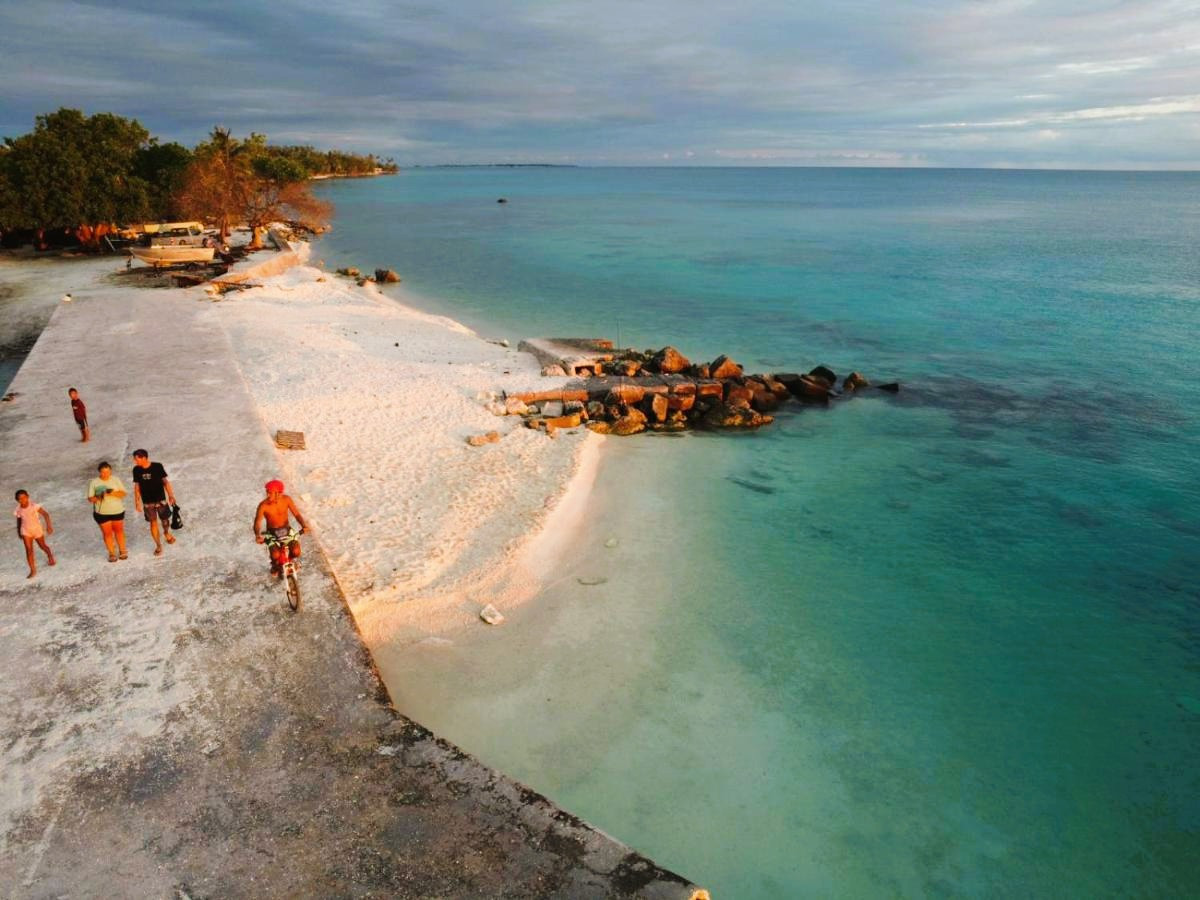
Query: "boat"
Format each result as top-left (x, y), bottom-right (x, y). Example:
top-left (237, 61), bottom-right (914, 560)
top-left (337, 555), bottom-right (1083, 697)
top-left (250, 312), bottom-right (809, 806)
top-left (129, 244), bottom-right (216, 266)
top-left (127, 222), bottom-right (217, 267)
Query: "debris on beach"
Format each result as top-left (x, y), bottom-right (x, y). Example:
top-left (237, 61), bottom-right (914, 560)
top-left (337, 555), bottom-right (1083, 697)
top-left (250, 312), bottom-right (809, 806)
top-left (466, 431), bottom-right (501, 447)
top-left (274, 429), bottom-right (307, 450)
top-left (479, 603), bottom-right (505, 625)
top-left (499, 339), bottom-right (901, 436)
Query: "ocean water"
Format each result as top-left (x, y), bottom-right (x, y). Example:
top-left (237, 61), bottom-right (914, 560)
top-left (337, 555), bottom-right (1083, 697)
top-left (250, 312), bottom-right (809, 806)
top-left (314, 169), bottom-right (1200, 897)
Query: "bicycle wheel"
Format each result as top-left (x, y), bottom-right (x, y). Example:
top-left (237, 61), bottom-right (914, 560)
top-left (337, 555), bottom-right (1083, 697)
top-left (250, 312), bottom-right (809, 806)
top-left (285, 568), bottom-right (301, 611)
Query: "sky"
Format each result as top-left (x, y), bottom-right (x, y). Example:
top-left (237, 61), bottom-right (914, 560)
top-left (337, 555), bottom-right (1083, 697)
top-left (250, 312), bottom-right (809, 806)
top-left (1, 0), bottom-right (1198, 169)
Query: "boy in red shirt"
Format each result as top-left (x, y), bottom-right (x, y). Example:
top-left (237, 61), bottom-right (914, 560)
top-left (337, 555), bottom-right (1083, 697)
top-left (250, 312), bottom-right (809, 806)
top-left (68, 387), bottom-right (89, 442)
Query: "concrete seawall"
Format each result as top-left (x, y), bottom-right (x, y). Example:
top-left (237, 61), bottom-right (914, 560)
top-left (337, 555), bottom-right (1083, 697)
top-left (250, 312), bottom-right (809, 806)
top-left (0, 272), bottom-right (707, 898)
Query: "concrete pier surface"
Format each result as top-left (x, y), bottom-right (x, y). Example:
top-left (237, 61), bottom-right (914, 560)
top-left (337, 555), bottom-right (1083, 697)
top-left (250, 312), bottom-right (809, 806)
top-left (0, 270), bottom-right (706, 898)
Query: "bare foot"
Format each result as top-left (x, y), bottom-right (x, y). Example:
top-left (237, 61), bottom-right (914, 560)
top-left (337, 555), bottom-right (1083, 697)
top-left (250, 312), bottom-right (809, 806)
top-left (26, 570), bottom-right (35, 579)
top-left (47, 554), bottom-right (56, 566)
top-left (164, 534), bottom-right (176, 544)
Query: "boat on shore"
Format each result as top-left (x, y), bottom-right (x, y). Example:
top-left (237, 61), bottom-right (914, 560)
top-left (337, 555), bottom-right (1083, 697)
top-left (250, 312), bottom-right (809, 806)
top-left (127, 221), bottom-right (218, 267)
top-left (129, 244), bottom-right (216, 266)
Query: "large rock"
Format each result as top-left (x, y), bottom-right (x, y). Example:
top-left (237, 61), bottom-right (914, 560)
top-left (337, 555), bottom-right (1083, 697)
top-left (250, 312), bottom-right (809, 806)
top-left (724, 383), bottom-right (754, 405)
top-left (504, 396), bottom-right (530, 415)
top-left (586, 400), bottom-right (607, 420)
top-left (807, 365), bottom-right (837, 388)
top-left (773, 372), bottom-right (803, 396)
top-left (699, 402), bottom-right (772, 429)
top-left (647, 393), bottom-right (669, 422)
top-left (612, 359), bottom-right (642, 377)
top-left (751, 390), bottom-right (780, 413)
top-left (666, 393), bottom-right (695, 412)
top-left (541, 364), bottom-right (567, 377)
top-left (651, 346), bottom-right (690, 374)
top-left (696, 380), bottom-right (724, 398)
top-left (710, 355), bottom-right (743, 379)
top-left (843, 371), bottom-right (870, 392)
top-left (541, 400), bottom-right (564, 417)
top-left (612, 410), bottom-right (647, 435)
top-left (587, 421), bottom-right (612, 434)
top-left (763, 376), bottom-right (790, 398)
top-left (605, 384), bottom-right (645, 405)
top-left (375, 268), bottom-right (401, 283)
top-left (687, 363), bottom-right (711, 379)
top-left (794, 375), bottom-right (834, 404)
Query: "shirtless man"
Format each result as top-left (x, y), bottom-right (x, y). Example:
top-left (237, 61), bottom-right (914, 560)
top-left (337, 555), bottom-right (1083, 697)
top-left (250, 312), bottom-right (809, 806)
top-left (253, 480), bottom-right (309, 576)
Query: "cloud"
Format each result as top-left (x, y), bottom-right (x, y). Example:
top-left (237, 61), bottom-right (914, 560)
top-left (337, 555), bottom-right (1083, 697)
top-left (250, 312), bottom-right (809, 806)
top-left (1, 0), bottom-right (1198, 168)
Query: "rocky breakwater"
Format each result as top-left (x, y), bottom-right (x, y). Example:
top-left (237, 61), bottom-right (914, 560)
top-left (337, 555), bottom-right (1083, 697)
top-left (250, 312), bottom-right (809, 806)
top-left (495, 342), bottom-right (899, 437)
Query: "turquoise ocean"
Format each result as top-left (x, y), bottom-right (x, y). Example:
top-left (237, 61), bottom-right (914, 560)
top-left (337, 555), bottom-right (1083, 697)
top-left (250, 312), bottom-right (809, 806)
top-left (313, 168), bottom-right (1200, 897)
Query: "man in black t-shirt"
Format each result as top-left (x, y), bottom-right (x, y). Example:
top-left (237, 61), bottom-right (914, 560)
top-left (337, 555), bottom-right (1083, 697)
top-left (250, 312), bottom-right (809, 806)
top-left (131, 449), bottom-right (177, 556)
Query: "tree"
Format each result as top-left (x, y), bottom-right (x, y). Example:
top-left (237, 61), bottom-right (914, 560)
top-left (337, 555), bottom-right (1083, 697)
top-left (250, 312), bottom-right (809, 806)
top-left (133, 141), bottom-right (192, 221)
top-left (0, 108), bottom-right (153, 244)
top-left (174, 127), bottom-right (331, 246)
top-left (242, 155), bottom-right (331, 248)
top-left (174, 127), bottom-right (252, 240)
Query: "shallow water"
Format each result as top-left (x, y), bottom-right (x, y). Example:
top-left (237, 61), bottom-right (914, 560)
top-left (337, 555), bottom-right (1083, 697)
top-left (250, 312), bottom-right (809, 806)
top-left (316, 168), bottom-right (1200, 896)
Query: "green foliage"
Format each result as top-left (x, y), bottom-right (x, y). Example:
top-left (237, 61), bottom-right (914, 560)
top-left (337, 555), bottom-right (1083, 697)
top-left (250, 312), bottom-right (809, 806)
top-left (132, 141), bottom-right (193, 219)
top-left (0, 108), bottom-right (154, 230)
top-left (0, 107), bottom-right (393, 238)
top-left (257, 144), bottom-right (398, 177)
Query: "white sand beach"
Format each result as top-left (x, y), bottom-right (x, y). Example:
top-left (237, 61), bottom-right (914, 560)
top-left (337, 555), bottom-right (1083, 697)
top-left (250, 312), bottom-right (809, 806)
top-left (0, 245), bottom-right (601, 822)
top-left (0, 244), bottom-right (603, 671)
top-left (208, 248), bottom-right (604, 649)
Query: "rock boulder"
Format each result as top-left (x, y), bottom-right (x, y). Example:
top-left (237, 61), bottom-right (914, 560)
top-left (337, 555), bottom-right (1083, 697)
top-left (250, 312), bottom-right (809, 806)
top-left (651, 346), bottom-right (690, 374)
top-left (710, 355), bottom-right (743, 380)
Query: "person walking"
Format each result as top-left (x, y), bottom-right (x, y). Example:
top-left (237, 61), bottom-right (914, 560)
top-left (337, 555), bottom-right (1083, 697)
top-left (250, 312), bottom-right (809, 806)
top-left (68, 387), bottom-right (90, 442)
top-left (131, 449), bottom-right (177, 556)
top-left (13, 489), bottom-right (55, 578)
top-left (88, 461), bottom-right (128, 562)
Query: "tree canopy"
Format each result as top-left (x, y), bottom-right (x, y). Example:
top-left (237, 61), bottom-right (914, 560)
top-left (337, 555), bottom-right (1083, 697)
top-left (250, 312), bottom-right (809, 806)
top-left (0, 107), bottom-right (392, 243)
top-left (0, 109), bottom-right (155, 231)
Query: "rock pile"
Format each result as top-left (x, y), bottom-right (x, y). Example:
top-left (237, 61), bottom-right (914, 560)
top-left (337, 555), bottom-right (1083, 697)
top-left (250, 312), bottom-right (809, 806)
top-left (493, 345), bottom-right (899, 436)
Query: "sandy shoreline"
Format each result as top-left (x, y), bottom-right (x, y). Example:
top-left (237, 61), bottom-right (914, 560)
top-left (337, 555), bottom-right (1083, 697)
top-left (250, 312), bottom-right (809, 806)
top-left (1, 247), bottom-right (605, 650)
top-left (207, 247), bottom-right (605, 649)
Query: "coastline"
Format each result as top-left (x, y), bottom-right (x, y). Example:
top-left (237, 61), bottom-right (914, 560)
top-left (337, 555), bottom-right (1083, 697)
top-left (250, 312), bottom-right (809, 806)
top-left (210, 248), bottom-right (606, 651)
top-left (0, 248), bottom-right (705, 897)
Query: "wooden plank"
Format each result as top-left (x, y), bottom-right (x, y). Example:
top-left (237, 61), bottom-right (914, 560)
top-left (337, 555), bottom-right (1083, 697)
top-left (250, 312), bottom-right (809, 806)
top-left (274, 430), bottom-right (306, 450)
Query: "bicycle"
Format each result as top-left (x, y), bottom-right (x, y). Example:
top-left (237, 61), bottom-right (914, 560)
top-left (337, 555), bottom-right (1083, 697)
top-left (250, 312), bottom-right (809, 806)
top-left (262, 528), bottom-right (302, 611)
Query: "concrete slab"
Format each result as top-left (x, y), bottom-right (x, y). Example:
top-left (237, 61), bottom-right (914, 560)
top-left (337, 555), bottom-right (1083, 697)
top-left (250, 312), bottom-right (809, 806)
top-left (0, 283), bottom-right (706, 898)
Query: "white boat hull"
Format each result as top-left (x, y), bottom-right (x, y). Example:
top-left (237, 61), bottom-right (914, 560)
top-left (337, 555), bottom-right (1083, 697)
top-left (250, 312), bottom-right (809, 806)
top-left (129, 245), bottom-right (216, 267)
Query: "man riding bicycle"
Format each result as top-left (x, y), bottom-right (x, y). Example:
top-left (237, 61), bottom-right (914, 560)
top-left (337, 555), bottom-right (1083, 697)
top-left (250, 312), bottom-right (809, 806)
top-left (253, 480), bottom-right (310, 576)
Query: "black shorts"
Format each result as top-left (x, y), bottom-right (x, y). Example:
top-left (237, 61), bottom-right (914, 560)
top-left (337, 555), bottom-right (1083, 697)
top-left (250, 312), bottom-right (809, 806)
top-left (75, 418), bottom-right (88, 433)
top-left (93, 510), bottom-right (125, 524)
top-left (143, 501), bottom-right (171, 523)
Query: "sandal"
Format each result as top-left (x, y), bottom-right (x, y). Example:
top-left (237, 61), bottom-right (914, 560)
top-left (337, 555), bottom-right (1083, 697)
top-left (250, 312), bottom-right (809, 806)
top-left (118, 552), bottom-right (128, 560)
top-left (154, 546), bottom-right (163, 556)
top-left (108, 554), bottom-right (117, 563)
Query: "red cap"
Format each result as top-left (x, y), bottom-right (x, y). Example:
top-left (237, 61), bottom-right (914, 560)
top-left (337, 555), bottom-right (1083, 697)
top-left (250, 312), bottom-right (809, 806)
top-left (265, 480), bottom-right (284, 494)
